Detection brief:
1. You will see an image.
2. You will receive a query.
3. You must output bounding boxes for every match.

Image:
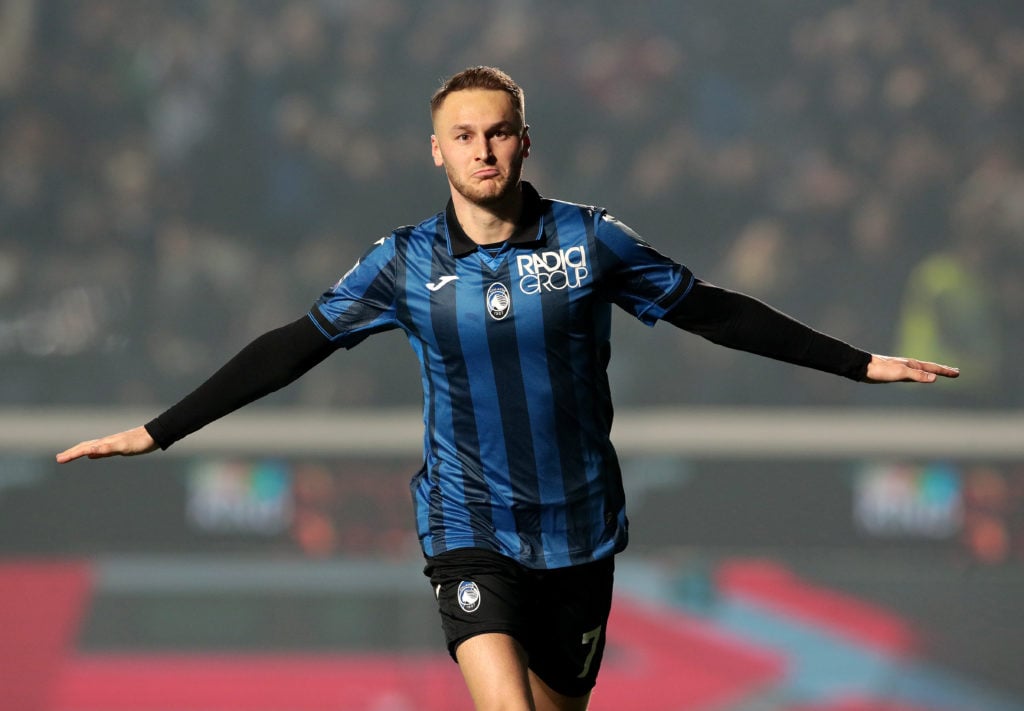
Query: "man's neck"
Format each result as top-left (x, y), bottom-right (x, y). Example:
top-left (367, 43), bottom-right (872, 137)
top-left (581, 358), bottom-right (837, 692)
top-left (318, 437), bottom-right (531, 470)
top-left (449, 185), bottom-right (523, 246)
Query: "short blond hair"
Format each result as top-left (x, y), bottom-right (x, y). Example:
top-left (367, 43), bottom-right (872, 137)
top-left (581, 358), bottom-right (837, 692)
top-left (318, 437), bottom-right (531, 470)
top-left (430, 66), bottom-right (526, 130)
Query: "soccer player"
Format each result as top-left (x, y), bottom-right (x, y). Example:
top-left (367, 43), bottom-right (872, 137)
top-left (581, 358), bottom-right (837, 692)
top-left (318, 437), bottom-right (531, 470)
top-left (57, 66), bottom-right (958, 711)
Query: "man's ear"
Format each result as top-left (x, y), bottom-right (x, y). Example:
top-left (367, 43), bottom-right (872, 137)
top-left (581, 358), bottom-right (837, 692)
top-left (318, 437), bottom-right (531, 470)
top-left (521, 126), bottom-right (531, 158)
top-left (431, 135), bottom-right (444, 167)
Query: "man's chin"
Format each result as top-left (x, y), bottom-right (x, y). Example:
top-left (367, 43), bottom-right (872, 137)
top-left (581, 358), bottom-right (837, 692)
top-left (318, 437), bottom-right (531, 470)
top-left (470, 191), bottom-right (505, 207)
top-left (460, 181), bottom-right (518, 207)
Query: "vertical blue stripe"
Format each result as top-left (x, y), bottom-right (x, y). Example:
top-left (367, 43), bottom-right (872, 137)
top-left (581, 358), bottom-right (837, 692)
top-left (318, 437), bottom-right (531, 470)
top-left (425, 231), bottom-right (492, 552)
top-left (394, 225), bottom-right (444, 556)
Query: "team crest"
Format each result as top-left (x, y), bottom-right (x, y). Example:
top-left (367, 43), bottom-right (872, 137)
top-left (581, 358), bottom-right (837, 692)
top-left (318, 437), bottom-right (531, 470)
top-left (486, 282), bottom-right (511, 321)
top-left (457, 580), bottom-right (482, 613)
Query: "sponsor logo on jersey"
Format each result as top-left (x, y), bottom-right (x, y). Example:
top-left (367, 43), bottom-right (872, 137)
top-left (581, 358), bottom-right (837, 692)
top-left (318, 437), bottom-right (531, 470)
top-left (486, 282), bottom-right (511, 320)
top-left (458, 580), bottom-right (481, 613)
top-left (516, 246), bottom-right (589, 295)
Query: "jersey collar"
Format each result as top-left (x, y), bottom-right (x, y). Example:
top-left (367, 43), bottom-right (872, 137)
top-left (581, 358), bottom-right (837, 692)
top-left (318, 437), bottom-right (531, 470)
top-left (444, 181), bottom-right (545, 258)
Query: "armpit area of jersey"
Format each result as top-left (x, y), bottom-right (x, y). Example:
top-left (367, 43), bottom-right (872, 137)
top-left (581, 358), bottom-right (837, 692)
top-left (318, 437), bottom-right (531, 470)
top-left (664, 279), bottom-right (871, 381)
top-left (144, 315), bottom-right (337, 449)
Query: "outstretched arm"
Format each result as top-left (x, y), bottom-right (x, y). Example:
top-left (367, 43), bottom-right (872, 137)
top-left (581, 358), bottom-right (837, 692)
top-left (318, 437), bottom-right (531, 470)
top-left (665, 279), bottom-right (958, 383)
top-left (56, 315), bottom-right (338, 463)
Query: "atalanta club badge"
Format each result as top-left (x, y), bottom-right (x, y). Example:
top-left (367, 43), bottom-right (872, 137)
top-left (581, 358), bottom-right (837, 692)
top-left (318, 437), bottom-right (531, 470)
top-left (458, 580), bottom-right (481, 613)
top-left (486, 282), bottom-right (511, 321)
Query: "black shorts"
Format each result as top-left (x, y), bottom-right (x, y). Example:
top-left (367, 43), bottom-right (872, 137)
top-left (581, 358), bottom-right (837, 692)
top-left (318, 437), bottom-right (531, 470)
top-left (424, 548), bottom-right (615, 698)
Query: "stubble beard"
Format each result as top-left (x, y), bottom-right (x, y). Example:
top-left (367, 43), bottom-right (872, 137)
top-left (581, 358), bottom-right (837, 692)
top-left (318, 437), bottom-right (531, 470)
top-left (445, 156), bottom-right (524, 208)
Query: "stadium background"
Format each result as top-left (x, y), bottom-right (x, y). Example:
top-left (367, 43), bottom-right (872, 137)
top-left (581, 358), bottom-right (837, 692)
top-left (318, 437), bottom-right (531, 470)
top-left (1, 0), bottom-right (1022, 709)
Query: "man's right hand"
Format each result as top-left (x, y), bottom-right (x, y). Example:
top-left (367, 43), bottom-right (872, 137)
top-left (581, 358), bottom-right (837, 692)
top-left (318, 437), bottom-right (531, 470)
top-left (56, 425), bottom-right (158, 463)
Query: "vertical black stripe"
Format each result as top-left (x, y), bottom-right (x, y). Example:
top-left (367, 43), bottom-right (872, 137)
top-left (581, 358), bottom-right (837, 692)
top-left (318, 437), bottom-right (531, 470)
top-left (483, 259), bottom-right (543, 562)
top-left (583, 215), bottom-right (626, 541)
top-left (583, 212), bottom-right (626, 553)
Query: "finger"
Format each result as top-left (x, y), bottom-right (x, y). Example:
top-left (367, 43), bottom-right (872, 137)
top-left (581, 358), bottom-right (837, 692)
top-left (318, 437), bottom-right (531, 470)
top-left (84, 437), bottom-right (127, 459)
top-left (906, 367), bottom-right (938, 383)
top-left (57, 438), bottom-right (119, 463)
top-left (56, 441), bottom-right (98, 464)
top-left (87, 442), bottom-right (113, 459)
top-left (916, 361), bottom-right (960, 378)
top-left (868, 355), bottom-right (959, 383)
top-left (902, 359), bottom-right (959, 380)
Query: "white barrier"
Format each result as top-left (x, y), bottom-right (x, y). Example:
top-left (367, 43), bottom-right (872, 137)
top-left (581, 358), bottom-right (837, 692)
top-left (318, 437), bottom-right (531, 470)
top-left (6, 407), bottom-right (1023, 459)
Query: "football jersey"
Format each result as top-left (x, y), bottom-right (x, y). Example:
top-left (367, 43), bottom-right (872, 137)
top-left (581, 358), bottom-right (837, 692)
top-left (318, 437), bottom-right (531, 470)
top-left (310, 182), bottom-right (693, 568)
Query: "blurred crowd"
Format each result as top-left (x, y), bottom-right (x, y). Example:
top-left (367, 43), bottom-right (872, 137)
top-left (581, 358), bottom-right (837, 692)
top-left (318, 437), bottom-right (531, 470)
top-left (1, 0), bottom-right (1022, 409)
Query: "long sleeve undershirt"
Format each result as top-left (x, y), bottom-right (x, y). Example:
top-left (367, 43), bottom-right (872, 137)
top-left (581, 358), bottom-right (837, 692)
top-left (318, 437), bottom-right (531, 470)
top-left (146, 281), bottom-right (871, 450)
top-left (663, 278), bottom-right (871, 381)
top-left (144, 316), bottom-right (336, 450)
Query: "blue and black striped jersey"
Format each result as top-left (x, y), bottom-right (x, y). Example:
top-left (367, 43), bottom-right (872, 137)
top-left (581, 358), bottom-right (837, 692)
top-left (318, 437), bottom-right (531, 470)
top-left (309, 183), bottom-right (694, 568)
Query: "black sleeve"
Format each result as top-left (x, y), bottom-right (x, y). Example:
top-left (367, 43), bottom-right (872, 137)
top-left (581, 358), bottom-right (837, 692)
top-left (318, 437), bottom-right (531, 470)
top-left (144, 315), bottom-right (338, 449)
top-left (663, 279), bottom-right (871, 381)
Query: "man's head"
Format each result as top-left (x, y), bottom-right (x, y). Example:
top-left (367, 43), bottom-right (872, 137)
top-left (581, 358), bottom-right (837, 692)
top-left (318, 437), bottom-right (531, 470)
top-left (430, 66), bottom-right (530, 209)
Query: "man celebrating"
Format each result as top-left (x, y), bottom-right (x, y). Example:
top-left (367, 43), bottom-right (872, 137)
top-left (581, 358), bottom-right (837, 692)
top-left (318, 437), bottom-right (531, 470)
top-left (58, 66), bottom-right (958, 711)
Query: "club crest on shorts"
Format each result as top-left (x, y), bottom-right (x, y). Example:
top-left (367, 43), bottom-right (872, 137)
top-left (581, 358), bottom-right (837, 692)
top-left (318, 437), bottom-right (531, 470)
top-left (486, 282), bottom-right (511, 321)
top-left (457, 580), bottom-right (481, 613)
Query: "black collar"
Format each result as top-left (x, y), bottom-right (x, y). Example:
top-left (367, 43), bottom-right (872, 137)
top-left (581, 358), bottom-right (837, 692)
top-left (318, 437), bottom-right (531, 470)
top-left (444, 181), bottom-right (545, 257)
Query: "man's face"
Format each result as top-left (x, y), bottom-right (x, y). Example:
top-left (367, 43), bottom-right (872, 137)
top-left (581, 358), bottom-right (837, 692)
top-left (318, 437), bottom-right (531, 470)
top-left (431, 89), bottom-right (530, 207)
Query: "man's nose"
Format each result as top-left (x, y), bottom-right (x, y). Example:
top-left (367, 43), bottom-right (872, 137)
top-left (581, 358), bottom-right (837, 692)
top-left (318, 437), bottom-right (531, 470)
top-left (475, 136), bottom-right (495, 160)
